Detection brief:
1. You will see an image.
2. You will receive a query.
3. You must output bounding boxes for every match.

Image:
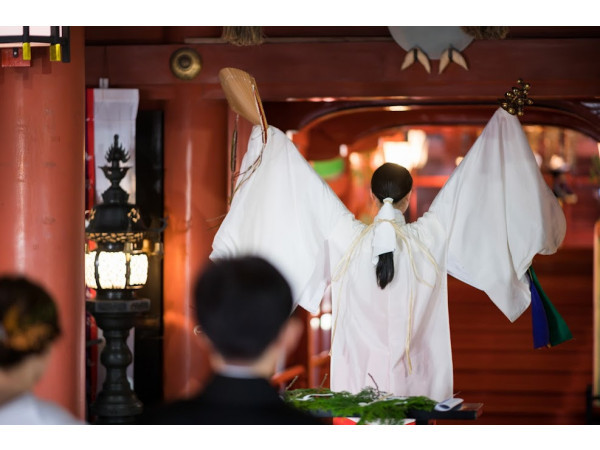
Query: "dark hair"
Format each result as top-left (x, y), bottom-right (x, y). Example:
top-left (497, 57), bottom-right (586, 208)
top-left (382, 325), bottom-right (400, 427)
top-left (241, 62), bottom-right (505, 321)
top-left (0, 276), bottom-right (61, 369)
top-left (370, 163), bottom-right (413, 289)
top-left (194, 256), bottom-right (293, 361)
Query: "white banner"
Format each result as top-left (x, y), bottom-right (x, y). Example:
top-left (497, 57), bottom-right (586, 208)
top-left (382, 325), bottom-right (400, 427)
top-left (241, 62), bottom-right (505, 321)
top-left (92, 88), bottom-right (139, 204)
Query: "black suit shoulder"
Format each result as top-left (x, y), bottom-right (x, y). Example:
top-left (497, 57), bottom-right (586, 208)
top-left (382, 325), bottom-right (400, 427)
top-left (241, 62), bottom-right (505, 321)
top-left (139, 375), bottom-right (324, 425)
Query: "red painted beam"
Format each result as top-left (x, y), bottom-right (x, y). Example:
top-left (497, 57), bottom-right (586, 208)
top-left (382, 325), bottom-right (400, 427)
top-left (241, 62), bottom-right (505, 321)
top-left (85, 39), bottom-right (600, 100)
top-left (293, 104), bottom-right (600, 160)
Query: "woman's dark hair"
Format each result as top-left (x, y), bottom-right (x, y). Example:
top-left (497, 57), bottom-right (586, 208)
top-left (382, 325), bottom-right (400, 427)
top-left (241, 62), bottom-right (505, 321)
top-left (194, 256), bottom-right (293, 361)
top-left (0, 276), bottom-right (61, 369)
top-left (370, 163), bottom-right (413, 289)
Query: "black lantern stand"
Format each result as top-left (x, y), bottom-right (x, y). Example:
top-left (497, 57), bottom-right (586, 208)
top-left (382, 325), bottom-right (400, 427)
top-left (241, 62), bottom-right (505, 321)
top-left (86, 135), bottom-right (150, 424)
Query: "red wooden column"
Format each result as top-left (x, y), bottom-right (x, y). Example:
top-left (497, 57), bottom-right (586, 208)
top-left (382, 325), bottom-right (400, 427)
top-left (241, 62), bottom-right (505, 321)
top-left (163, 87), bottom-right (228, 400)
top-left (0, 27), bottom-right (86, 418)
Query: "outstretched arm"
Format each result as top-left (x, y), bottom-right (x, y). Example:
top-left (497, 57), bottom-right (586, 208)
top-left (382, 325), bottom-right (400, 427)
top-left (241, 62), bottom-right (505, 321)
top-left (428, 107), bottom-right (566, 322)
top-left (211, 84), bottom-right (353, 312)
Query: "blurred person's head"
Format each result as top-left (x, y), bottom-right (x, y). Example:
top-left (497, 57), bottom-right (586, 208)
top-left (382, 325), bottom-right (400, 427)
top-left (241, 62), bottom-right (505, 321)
top-left (0, 276), bottom-right (61, 404)
top-left (194, 256), bottom-right (300, 377)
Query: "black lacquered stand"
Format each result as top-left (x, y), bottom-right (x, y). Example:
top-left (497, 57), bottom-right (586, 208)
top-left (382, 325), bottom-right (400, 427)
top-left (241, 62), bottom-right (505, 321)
top-left (408, 402), bottom-right (483, 424)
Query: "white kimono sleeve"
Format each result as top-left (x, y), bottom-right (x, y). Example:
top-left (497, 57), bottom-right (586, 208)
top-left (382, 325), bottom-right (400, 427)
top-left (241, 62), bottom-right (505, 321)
top-left (429, 108), bottom-right (566, 322)
top-left (210, 125), bottom-right (353, 312)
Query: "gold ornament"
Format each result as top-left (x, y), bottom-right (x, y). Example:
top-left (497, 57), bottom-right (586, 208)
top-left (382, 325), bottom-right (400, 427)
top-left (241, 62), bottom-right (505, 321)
top-left (499, 78), bottom-right (533, 116)
top-left (170, 48), bottom-right (202, 81)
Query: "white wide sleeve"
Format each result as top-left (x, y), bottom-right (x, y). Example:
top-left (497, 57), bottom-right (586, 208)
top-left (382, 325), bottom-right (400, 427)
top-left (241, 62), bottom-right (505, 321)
top-left (429, 108), bottom-right (566, 322)
top-left (210, 125), bottom-right (353, 312)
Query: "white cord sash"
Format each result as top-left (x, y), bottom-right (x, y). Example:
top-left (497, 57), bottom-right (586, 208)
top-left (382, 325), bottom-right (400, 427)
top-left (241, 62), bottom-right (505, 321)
top-left (330, 212), bottom-right (440, 375)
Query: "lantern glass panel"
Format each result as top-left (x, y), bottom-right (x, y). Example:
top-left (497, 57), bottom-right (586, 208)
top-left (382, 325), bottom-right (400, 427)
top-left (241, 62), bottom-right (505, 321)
top-left (129, 253), bottom-right (149, 287)
top-left (98, 251), bottom-right (127, 289)
top-left (85, 251), bottom-right (98, 289)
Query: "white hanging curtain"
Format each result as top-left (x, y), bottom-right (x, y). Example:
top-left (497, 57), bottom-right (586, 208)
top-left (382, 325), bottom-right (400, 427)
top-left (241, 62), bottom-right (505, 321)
top-left (89, 88), bottom-right (140, 204)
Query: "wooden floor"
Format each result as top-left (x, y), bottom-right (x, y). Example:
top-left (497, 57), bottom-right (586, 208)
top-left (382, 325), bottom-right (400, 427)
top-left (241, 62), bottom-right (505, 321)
top-left (447, 247), bottom-right (594, 425)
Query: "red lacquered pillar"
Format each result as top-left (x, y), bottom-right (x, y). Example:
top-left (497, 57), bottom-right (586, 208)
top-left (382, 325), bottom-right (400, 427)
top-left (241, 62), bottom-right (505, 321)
top-left (163, 87), bottom-right (228, 400)
top-left (0, 27), bottom-right (86, 418)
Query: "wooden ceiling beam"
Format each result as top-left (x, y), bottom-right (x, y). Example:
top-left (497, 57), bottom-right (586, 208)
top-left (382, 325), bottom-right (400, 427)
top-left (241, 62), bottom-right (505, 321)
top-left (85, 38), bottom-right (600, 101)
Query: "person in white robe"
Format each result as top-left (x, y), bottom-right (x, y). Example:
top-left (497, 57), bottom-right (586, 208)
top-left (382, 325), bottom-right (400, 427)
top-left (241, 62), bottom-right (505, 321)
top-left (210, 77), bottom-right (566, 402)
top-left (0, 277), bottom-right (84, 425)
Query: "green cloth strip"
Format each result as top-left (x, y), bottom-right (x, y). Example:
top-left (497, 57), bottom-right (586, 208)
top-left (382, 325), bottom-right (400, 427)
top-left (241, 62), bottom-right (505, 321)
top-left (528, 266), bottom-right (572, 347)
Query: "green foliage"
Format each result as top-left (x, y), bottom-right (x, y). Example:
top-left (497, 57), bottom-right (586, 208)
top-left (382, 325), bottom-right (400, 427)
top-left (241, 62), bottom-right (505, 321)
top-left (284, 387), bottom-right (436, 425)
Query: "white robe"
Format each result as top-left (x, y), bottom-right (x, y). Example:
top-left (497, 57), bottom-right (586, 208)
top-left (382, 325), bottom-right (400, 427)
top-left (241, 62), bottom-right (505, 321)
top-left (210, 108), bottom-right (566, 402)
top-left (0, 392), bottom-right (84, 425)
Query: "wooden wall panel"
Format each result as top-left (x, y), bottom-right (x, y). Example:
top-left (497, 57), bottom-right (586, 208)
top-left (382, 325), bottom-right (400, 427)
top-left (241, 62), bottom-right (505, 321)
top-left (447, 248), bottom-right (594, 425)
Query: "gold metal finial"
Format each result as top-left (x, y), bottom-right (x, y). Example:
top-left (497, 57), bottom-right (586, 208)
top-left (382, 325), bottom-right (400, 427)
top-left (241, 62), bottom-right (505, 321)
top-left (499, 78), bottom-right (533, 116)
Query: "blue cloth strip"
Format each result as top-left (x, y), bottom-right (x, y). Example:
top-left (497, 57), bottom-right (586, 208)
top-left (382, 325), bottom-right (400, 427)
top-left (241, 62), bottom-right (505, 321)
top-left (529, 271), bottom-right (550, 348)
